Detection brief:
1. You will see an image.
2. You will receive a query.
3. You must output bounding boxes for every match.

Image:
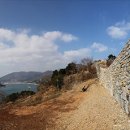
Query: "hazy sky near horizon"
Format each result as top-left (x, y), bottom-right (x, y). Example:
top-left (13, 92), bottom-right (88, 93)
top-left (0, 0), bottom-right (130, 76)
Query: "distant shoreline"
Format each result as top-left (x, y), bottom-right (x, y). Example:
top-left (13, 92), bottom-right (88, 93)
top-left (4, 82), bottom-right (38, 85)
top-left (0, 83), bottom-right (38, 100)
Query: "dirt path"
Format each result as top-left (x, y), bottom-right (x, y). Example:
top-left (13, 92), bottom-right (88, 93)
top-left (55, 80), bottom-right (130, 130)
top-left (0, 79), bottom-right (130, 130)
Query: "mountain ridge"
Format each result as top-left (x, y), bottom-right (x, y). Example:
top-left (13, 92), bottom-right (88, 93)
top-left (0, 71), bottom-right (53, 83)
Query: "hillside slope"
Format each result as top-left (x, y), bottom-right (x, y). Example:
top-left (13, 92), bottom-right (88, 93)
top-left (0, 79), bottom-right (129, 130)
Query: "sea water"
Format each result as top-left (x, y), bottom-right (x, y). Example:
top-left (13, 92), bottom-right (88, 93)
top-left (0, 83), bottom-right (37, 101)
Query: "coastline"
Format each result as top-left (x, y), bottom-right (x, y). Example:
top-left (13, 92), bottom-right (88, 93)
top-left (0, 83), bottom-right (38, 98)
top-left (4, 82), bottom-right (38, 85)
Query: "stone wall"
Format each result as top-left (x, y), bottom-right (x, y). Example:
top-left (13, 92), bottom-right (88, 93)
top-left (96, 40), bottom-right (130, 115)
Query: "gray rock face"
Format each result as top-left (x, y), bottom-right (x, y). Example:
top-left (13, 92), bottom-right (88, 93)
top-left (96, 40), bottom-right (130, 115)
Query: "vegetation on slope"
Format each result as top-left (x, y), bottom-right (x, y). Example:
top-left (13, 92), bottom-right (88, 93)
top-left (3, 54), bottom-right (116, 104)
top-left (38, 57), bottom-right (97, 92)
top-left (5, 91), bottom-right (35, 102)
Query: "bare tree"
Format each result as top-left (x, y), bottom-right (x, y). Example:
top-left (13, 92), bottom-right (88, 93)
top-left (80, 57), bottom-right (93, 71)
top-left (81, 57), bottom-right (93, 66)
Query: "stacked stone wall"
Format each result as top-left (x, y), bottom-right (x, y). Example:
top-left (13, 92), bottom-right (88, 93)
top-left (97, 40), bottom-right (130, 115)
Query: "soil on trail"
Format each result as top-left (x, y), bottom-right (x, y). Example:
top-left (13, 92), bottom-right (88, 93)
top-left (0, 79), bottom-right (130, 130)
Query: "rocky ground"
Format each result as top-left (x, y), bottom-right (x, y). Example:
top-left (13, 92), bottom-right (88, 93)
top-left (0, 79), bottom-right (130, 130)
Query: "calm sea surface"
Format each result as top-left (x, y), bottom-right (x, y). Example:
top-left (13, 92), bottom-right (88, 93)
top-left (0, 83), bottom-right (38, 97)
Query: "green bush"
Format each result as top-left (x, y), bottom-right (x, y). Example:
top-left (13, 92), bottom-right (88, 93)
top-left (107, 54), bottom-right (116, 67)
top-left (65, 62), bottom-right (77, 75)
top-left (6, 92), bottom-right (19, 102)
top-left (51, 69), bottom-right (64, 90)
top-left (5, 90), bottom-right (35, 102)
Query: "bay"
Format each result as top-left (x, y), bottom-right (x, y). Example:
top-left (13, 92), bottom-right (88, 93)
top-left (0, 83), bottom-right (38, 101)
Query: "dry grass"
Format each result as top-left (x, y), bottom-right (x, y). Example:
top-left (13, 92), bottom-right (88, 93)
top-left (0, 79), bottom-right (129, 130)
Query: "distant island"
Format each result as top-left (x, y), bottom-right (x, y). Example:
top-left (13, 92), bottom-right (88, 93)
top-left (0, 71), bottom-right (52, 83)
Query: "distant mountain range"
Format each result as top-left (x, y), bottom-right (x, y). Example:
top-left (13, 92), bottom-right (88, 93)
top-left (0, 71), bottom-right (53, 83)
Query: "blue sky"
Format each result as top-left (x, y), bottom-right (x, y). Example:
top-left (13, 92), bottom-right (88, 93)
top-left (0, 0), bottom-right (130, 76)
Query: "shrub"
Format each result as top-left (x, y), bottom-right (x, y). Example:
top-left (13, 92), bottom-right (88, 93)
top-left (51, 69), bottom-right (64, 90)
top-left (5, 91), bottom-right (35, 102)
top-left (6, 92), bottom-right (19, 102)
top-left (65, 62), bottom-right (77, 75)
top-left (107, 54), bottom-right (116, 67)
top-left (81, 71), bottom-right (96, 81)
top-left (80, 58), bottom-right (93, 71)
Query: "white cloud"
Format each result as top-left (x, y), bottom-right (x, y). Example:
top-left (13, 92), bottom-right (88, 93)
top-left (0, 28), bottom-right (108, 77)
top-left (61, 34), bottom-right (78, 42)
top-left (107, 21), bottom-right (130, 39)
top-left (107, 26), bottom-right (127, 39)
top-left (64, 48), bottom-right (91, 61)
top-left (0, 29), bottom-right (79, 76)
top-left (0, 28), bottom-right (15, 41)
top-left (43, 31), bottom-right (78, 42)
top-left (91, 42), bottom-right (108, 52)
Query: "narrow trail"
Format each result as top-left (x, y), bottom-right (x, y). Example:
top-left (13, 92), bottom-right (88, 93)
top-left (0, 79), bottom-right (130, 130)
top-left (55, 79), bottom-right (130, 130)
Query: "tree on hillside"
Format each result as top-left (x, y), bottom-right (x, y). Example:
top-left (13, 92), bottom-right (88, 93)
top-left (59, 69), bottom-right (66, 75)
top-left (80, 57), bottom-right (93, 72)
top-left (81, 58), bottom-right (93, 66)
top-left (51, 69), bottom-right (64, 90)
top-left (65, 62), bottom-right (77, 75)
top-left (108, 54), bottom-right (116, 60)
top-left (107, 54), bottom-right (116, 67)
top-left (51, 70), bottom-right (58, 86)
